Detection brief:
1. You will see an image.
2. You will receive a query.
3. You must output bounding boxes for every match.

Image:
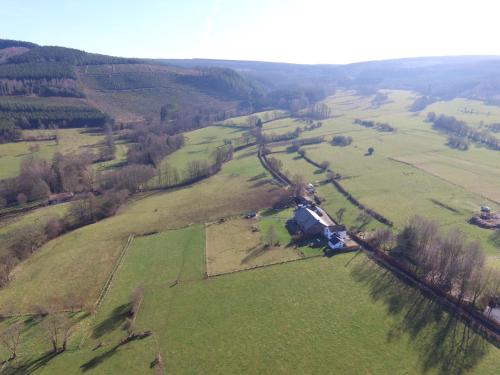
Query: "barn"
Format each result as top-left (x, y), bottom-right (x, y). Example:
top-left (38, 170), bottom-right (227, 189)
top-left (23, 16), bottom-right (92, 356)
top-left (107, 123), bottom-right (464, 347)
top-left (293, 205), bottom-right (348, 249)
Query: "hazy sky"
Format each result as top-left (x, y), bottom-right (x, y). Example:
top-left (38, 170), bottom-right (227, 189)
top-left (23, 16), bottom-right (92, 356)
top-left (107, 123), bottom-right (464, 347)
top-left (1, 0), bottom-right (499, 64)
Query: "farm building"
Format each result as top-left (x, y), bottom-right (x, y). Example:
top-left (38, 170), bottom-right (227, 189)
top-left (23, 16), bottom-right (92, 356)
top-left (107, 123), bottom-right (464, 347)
top-left (293, 206), bottom-right (348, 249)
top-left (294, 206), bottom-right (334, 235)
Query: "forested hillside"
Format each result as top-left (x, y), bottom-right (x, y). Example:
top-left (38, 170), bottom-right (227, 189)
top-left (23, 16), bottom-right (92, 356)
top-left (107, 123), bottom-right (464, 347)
top-left (0, 39), bottom-right (269, 136)
top-left (166, 56), bottom-right (500, 104)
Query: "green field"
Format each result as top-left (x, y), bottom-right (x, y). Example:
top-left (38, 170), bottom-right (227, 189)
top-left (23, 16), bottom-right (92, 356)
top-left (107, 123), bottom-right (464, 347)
top-left (0, 202), bottom-right (69, 259)
top-left (264, 90), bottom-right (500, 259)
top-left (1, 94), bottom-right (500, 374)
top-left (5, 226), bottom-right (498, 374)
top-left (0, 128), bottom-right (106, 180)
top-left (0, 141), bottom-right (284, 313)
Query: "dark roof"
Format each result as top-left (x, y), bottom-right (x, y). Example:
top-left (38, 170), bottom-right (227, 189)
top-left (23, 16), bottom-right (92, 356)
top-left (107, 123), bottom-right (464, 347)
top-left (295, 207), bottom-right (329, 232)
top-left (329, 236), bottom-right (343, 245)
top-left (328, 224), bottom-right (346, 232)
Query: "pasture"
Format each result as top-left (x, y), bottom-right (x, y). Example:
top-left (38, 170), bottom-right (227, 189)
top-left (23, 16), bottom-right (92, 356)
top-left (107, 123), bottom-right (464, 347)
top-left (1, 92), bottom-right (500, 374)
top-left (0, 202), bottom-right (69, 259)
top-left (13, 227), bottom-right (500, 374)
top-left (0, 145), bottom-right (285, 313)
top-left (0, 128), bottom-right (106, 180)
top-left (206, 217), bottom-right (302, 276)
top-left (263, 90), bottom-right (500, 258)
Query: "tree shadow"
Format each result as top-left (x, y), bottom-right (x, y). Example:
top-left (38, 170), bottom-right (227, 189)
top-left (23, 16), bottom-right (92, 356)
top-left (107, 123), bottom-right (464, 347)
top-left (80, 348), bottom-right (119, 372)
top-left (248, 172), bottom-right (267, 182)
top-left (251, 179), bottom-right (273, 188)
top-left (2, 351), bottom-right (60, 375)
top-left (92, 303), bottom-right (130, 339)
top-left (241, 244), bottom-right (268, 264)
top-left (489, 230), bottom-right (500, 247)
top-left (350, 260), bottom-right (490, 375)
top-left (236, 150), bottom-right (257, 159)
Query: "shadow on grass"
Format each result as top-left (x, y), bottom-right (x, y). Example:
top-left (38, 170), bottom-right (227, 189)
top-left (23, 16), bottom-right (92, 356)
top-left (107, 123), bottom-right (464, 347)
top-left (248, 172), bottom-right (267, 182)
top-left (80, 348), bottom-right (119, 372)
top-left (2, 351), bottom-right (60, 375)
top-left (81, 332), bottom-right (153, 372)
top-left (241, 244), bottom-right (268, 264)
top-left (260, 206), bottom-right (290, 217)
top-left (236, 150), bottom-right (257, 159)
top-left (489, 230), bottom-right (500, 247)
top-left (350, 260), bottom-right (490, 375)
top-left (251, 179), bottom-right (273, 188)
top-left (92, 303), bottom-right (130, 339)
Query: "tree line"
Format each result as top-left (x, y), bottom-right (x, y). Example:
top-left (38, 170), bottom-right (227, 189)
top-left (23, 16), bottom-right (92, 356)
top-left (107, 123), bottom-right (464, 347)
top-left (427, 112), bottom-right (500, 150)
top-left (0, 77), bottom-right (82, 97)
top-left (0, 62), bottom-right (76, 80)
top-left (390, 216), bottom-right (500, 310)
top-left (125, 123), bottom-right (185, 167)
top-left (6, 45), bottom-right (139, 66)
top-left (0, 102), bottom-right (107, 129)
top-left (0, 118), bottom-right (21, 143)
top-left (354, 118), bottom-right (396, 132)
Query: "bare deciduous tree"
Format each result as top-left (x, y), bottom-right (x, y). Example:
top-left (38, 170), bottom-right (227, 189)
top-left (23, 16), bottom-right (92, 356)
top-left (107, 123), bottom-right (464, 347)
top-left (0, 322), bottom-right (22, 361)
top-left (43, 311), bottom-right (73, 353)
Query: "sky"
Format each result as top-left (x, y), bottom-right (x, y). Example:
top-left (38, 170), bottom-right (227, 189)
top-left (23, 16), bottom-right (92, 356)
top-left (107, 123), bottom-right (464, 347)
top-left (1, 0), bottom-right (499, 64)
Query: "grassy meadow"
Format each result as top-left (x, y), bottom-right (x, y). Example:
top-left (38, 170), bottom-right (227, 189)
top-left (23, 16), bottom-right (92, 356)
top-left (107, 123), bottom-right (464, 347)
top-left (0, 141), bottom-right (285, 313)
top-left (0, 128), bottom-right (106, 180)
top-left (1, 93), bottom-right (500, 374)
top-left (263, 90), bottom-right (500, 259)
top-left (6, 226), bottom-right (499, 374)
top-left (206, 216), bottom-right (302, 276)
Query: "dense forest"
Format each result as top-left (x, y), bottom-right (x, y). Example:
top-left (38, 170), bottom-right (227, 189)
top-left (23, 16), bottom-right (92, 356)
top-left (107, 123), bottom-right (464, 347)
top-left (0, 102), bottom-right (107, 129)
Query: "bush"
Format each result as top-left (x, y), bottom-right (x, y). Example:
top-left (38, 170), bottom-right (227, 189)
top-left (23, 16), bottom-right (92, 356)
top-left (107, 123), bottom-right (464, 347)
top-left (45, 217), bottom-right (64, 240)
top-left (319, 161), bottom-right (330, 170)
top-left (331, 135), bottom-right (352, 146)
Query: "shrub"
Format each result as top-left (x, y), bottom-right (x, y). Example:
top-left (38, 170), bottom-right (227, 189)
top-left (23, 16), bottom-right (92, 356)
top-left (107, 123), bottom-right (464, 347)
top-left (331, 135), bottom-right (352, 146)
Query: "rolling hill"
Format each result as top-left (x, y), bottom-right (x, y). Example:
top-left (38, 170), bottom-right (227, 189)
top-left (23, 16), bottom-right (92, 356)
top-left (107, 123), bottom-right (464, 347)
top-left (0, 39), bottom-right (263, 131)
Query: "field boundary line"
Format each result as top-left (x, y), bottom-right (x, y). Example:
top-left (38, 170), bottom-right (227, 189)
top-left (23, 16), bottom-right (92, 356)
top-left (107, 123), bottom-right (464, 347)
top-left (203, 224), bottom-right (209, 278)
top-left (299, 153), bottom-right (393, 226)
top-left (389, 157), bottom-right (500, 205)
top-left (350, 233), bottom-right (500, 345)
top-left (207, 252), bottom-right (322, 278)
top-left (93, 234), bottom-right (135, 312)
top-left (77, 233), bottom-right (135, 349)
top-left (257, 145), bottom-right (291, 186)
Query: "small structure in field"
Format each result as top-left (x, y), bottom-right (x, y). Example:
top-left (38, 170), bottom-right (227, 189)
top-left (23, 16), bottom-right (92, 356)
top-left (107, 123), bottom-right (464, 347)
top-left (470, 205), bottom-right (500, 229)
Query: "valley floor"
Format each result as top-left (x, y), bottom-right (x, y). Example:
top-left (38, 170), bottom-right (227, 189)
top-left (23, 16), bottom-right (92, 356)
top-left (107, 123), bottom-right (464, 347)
top-left (1, 90), bottom-right (499, 373)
